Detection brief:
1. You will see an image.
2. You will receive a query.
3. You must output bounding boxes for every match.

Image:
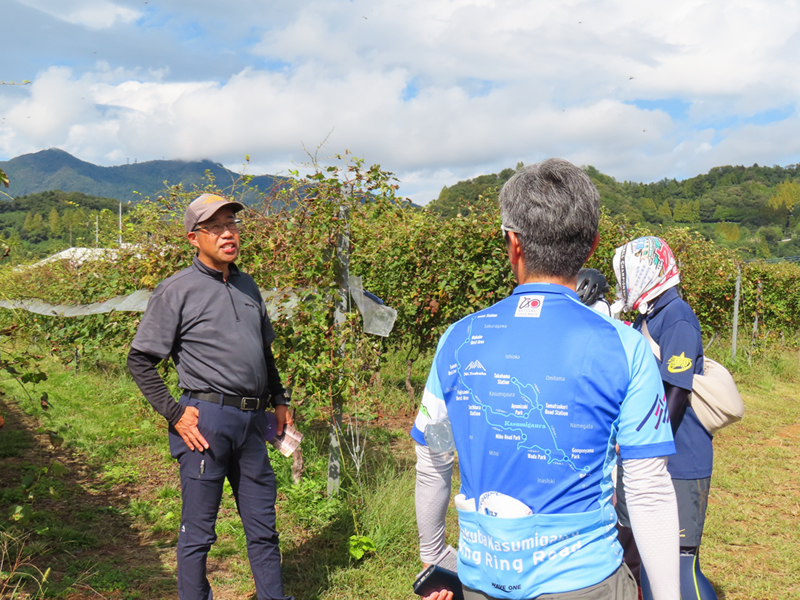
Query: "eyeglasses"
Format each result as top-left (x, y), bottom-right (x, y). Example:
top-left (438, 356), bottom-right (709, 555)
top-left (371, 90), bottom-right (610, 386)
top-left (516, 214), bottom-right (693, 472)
top-left (194, 219), bottom-right (242, 235)
top-left (501, 223), bottom-right (522, 235)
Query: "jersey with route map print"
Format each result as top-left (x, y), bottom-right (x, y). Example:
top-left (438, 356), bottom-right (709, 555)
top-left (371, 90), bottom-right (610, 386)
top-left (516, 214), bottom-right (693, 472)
top-left (411, 282), bottom-right (675, 598)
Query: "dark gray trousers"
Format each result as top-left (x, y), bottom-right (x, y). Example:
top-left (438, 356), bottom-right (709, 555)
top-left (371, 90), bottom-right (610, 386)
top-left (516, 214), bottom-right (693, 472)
top-left (169, 395), bottom-right (292, 600)
top-left (462, 565), bottom-right (637, 600)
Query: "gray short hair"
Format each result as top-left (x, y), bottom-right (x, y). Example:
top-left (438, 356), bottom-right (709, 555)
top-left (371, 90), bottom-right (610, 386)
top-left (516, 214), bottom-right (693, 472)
top-left (499, 158), bottom-right (599, 279)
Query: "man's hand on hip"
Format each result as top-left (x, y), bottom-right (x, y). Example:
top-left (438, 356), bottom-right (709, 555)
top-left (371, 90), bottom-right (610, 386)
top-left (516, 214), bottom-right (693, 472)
top-left (175, 406), bottom-right (209, 451)
top-left (275, 405), bottom-right (293, 436)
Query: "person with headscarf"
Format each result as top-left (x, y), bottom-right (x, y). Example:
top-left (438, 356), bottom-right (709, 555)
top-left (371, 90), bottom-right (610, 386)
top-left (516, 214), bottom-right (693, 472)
top-left (611, 236), bottom-right (717, 600)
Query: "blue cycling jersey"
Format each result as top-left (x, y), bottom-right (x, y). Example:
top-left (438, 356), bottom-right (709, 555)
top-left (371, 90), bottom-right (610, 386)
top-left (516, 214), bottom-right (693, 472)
top-left (636, 288), bottom-right (712, 480)
top-left (412, 283), bottom-right (675, 598)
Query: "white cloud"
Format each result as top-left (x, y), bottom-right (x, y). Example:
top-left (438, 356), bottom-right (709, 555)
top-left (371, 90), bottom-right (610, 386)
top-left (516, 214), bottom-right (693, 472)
top-left (16, 0), bottom-right (141, 29)
top-left (3, 0), bottom-right (800, 203)
top-left (3, 68), bottom-right (98, 148)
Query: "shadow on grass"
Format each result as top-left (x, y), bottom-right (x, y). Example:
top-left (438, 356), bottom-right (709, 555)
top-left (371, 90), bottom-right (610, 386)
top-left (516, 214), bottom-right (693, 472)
top-left (0, 397), bottom-right (177, 599)
top-left (279, 508), bottom-right (356, 600)
top-left (274, 418), bottom-right (416, 600)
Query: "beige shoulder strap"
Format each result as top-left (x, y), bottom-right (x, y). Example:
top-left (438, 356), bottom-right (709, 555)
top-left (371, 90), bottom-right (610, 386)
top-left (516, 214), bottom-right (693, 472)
top-left (639, 319), bottom-right (662, 361)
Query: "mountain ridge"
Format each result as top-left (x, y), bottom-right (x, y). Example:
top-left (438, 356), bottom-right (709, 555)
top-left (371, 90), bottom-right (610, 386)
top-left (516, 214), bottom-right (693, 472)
top-left (0, 149), bottom-right (284, 202)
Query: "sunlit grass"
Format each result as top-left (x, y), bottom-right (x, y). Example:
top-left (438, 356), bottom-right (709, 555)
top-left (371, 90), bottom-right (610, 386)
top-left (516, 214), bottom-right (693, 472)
top-left (2, 344), bottom-right (799, 598)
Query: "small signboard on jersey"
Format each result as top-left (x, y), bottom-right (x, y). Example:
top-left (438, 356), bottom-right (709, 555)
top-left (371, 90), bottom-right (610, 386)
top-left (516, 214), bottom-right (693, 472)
top-left (514, 295), bottom-right (545, 318)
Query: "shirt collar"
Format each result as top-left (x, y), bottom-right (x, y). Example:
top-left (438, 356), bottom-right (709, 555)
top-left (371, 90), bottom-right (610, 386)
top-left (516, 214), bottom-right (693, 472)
top-left (511, 281), bottom-right (579, 301)
top-left (646, 287), bottom-right (679, 320)
top-left (192, 256), bottom-right (240, 281)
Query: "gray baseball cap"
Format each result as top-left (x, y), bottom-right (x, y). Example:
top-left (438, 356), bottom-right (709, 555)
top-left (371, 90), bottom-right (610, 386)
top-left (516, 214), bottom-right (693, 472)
top-left (184, 194), bottom-right (244, 233)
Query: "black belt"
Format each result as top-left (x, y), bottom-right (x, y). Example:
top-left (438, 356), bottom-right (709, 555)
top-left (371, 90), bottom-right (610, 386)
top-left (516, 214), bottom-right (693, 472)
top-left (187, 391), bottom-right (269, 411)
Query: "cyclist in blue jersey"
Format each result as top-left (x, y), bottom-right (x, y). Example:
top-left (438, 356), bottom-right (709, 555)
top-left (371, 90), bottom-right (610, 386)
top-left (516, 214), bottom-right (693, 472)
top-left (413, 159), bottom-right (680, 600)
top-left (611, 237), bottom-right (717, 600)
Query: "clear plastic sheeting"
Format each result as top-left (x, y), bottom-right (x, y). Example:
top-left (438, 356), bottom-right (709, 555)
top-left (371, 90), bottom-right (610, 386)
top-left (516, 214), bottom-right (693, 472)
top-left (0, 289), bottom-right (153, 317)
top-left (30, 247), bottom-right (122, 267)
top-left (348, 276), bottom-right (397, 337)
top-left (0, 289), bottom-right (287, 319)
top-left (0, 278), bottom-right (397, 336)
top-left (262, 289), bottom-right (304, 320)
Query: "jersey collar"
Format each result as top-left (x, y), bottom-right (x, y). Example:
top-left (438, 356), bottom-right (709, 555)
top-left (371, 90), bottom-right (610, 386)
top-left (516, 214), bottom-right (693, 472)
top-left (511, 281), bottom-right (579, 301)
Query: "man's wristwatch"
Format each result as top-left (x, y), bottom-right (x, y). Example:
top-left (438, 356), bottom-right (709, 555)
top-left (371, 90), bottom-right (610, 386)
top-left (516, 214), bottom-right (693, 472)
top-left (271, 392), bottom-right (291, 408)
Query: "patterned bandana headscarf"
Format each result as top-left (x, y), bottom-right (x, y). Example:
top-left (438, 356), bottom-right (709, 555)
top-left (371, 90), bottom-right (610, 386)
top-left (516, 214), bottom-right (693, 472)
top-left (610, 236), bottom-right (681, 315)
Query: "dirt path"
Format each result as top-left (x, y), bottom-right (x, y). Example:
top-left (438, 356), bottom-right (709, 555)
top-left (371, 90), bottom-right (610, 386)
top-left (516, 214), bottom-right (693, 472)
top-left (0, 398), bottom-right (247, 599)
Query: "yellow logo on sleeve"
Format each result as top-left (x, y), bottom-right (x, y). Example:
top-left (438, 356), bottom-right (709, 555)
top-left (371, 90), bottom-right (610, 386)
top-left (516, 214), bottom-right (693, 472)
top-left (667, 353), bottom-right (693, 373)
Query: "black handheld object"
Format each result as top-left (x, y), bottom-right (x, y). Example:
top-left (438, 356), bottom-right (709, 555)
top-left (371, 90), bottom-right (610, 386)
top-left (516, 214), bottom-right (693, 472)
top-left (413, 564), bottom-right (464, 600)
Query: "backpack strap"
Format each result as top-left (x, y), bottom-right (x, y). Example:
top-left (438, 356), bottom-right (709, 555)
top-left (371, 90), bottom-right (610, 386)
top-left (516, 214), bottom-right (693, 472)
top-left (639, 319), bottom-right (662, 361)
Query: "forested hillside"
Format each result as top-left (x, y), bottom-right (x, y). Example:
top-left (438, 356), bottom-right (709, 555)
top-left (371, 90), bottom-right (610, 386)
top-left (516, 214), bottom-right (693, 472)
top-left (6, 152), bottom-right (800, 262)
top-left (0, 190), bottom-right (130, 260)
top-left (428, 162), bottom-right (800, 259)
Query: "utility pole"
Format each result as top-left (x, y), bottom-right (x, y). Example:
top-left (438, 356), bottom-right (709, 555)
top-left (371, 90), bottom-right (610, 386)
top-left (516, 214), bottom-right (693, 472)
top-left (118, 202), bottom-right (122, 246)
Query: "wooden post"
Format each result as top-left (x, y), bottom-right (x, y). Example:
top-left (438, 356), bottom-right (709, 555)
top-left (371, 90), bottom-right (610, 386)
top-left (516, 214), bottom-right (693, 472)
top-left (291, 407), bottom-right (304, 485)
top-left (731, 264), bottom-right (741, 361)
top-left (328, 200), bottom-right (350, 497)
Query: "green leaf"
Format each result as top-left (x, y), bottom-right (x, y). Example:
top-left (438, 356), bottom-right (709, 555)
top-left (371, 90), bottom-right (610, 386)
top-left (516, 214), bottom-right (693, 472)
top-left (10, 504), bottom-right (30, 522)
top-left (348, 535), bottom-right (376, 560)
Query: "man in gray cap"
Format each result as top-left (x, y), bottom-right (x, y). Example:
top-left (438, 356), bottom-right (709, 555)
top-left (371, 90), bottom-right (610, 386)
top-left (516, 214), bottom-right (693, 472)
top-left (128, 193), bottom-right (293, 600)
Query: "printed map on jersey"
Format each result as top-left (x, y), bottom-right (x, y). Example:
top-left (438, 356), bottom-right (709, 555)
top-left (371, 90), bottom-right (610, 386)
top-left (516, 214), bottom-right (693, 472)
top-left (455, 315), bottom-right (590, 475)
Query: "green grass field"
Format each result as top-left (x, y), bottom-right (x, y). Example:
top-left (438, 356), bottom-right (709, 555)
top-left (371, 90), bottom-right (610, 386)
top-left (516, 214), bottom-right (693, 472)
top-left (1, 344), bottom-right (799, 599)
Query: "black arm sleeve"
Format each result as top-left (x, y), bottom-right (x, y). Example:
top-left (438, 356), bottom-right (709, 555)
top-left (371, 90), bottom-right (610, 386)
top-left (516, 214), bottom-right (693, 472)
top-left (664, 382), bottom-right (690, 436)
top-left (265, 344), bottom-right (286, 399)
top-left (127, 347), bottom-right (185, 426)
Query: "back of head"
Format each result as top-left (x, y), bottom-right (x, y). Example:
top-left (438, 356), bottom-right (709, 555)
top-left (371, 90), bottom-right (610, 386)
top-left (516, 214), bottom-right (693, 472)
top-left (499, 158), bottom-right (599, 279)
top-left (612, 236), bottom-right (681, 314)
top-left (576, 268), bottom-right (609, 306)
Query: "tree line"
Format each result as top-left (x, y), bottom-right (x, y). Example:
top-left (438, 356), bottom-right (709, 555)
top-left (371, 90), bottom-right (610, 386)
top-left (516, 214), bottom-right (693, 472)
top-left (428, 162), bottom-right (800, 259)
top-left (0, 189), bottom-right (130, 260)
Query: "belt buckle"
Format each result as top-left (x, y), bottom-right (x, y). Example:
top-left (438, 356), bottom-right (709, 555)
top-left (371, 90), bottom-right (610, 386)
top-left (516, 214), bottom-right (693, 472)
top-left (240, 397), bottom-right (260, 411)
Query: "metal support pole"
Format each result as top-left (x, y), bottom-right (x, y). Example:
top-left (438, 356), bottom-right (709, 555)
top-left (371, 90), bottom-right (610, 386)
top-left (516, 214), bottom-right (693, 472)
top-left (731, 264), bottom-right (741, 361)
top-left (749, 280), bottom-right (762, 366)
top-left (327, 200), bottom-right (351, 496)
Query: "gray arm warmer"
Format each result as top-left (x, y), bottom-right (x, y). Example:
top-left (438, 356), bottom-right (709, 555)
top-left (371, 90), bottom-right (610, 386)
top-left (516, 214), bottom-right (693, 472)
top-left (415, 442), bottom-right (454, 564)
top-left (622, 457), bottom-right (680, 600)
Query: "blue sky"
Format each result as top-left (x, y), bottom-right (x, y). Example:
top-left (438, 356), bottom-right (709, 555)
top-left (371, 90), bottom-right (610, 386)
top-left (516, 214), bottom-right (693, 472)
top-left (2, 0), bottom-right (800, 204)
